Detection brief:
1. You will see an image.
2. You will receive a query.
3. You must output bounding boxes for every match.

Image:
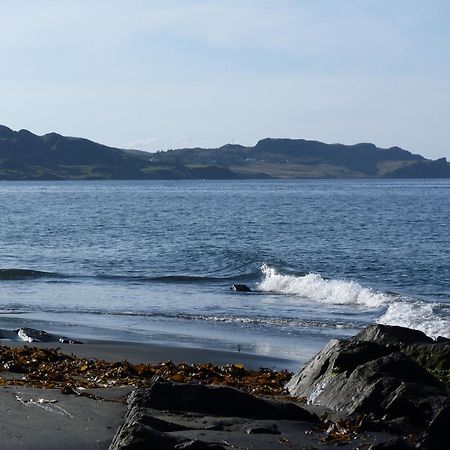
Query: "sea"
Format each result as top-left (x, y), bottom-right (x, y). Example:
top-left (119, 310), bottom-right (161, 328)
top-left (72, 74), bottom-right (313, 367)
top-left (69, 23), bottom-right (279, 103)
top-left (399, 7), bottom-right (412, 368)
top-left (0, 179), bottom-right (449, 367)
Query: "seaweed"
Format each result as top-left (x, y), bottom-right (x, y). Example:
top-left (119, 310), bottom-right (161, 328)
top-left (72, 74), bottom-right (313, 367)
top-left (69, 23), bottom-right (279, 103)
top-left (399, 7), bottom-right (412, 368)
top-left (0, 345), bottom-right (292, 397)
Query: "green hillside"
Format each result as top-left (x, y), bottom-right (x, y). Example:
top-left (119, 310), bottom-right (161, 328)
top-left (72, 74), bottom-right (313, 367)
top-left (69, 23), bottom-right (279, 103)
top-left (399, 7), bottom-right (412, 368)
top-left (1, 125), bottom-right (449, 180)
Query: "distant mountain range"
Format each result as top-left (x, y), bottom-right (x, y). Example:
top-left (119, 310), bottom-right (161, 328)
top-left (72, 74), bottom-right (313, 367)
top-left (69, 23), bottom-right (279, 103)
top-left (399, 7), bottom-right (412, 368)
top-left (1, 124), bottom-right (449, 180)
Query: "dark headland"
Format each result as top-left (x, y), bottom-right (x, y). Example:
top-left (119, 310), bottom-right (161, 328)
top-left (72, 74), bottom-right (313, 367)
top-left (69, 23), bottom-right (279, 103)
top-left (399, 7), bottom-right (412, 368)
top-left (1, 124), bottom-right (449, 180)
top-left (0, 324), bottom-right (448, 449)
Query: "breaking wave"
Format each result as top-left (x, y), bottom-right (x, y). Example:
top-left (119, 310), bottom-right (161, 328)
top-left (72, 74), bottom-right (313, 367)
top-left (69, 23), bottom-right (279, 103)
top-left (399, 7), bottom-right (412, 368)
top-left (378, 302), bottom-right (450, 339)
top-left (257, 264), bottom-right (450, 339)
top-left (257, 264), bottom-right (387, 308)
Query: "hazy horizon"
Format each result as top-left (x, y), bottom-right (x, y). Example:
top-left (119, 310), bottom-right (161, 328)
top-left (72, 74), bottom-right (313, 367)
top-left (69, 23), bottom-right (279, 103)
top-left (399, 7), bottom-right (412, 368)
top-left (1, 1), bottom-right (449, 159)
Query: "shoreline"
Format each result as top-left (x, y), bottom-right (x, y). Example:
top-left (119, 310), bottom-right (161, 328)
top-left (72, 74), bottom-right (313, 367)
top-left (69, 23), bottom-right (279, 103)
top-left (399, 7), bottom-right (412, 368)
top-left (0, 310), bottom-right (332, 369)
top-left (5, 338), bottom-right (298, 371)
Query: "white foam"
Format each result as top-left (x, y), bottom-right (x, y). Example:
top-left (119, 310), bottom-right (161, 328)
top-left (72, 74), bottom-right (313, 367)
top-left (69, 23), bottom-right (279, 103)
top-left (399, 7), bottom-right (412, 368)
top-left (257, 264), bottom-right (387, 308)
top-left (257, 264), bottom-right (450, 339)
top-left (378, 302), bottom-right (450, 339)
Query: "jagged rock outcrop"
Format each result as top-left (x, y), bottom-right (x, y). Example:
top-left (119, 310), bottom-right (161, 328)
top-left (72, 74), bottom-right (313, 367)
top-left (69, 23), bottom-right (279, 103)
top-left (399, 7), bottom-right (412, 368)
top-left (128, 380), bottom-right (316, 421)
top-left (286, 324), bottom-right (450, 448)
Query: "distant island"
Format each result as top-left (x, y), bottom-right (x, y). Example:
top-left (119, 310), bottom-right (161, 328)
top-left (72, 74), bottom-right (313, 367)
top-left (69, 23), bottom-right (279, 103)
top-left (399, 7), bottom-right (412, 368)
top-left (1, 124), bottom-right (449, 180)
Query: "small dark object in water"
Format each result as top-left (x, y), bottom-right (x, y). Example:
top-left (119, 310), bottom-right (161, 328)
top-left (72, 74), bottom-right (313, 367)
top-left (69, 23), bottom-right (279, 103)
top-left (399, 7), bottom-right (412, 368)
top-left (230, 284), bottom-right (251, 292)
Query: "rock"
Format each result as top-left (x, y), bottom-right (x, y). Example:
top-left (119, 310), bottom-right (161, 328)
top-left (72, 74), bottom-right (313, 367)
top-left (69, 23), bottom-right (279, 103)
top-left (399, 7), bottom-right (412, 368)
top-left (125, 408), bottom-right (194, 432)
top-left (110, 380), bottom-right (318, 449)
top-left (229, 284), bottom-right (251, 292)
top-left (286, 339), bottom-right (393, 401)
top-left (129, 380), bottom-right (317, 421)
top-left (109, 422), bottom-right (225, 450)
top-left (352, 324), bottom-right (450, 382)
top-left (13, 327), bottom-right (83, 344)
top-left (287, 325), bottom-right (450, 443)
top-left (423, 402), bottom-right (450, 445)
top-left (353, 324), bottom-right (433, 345)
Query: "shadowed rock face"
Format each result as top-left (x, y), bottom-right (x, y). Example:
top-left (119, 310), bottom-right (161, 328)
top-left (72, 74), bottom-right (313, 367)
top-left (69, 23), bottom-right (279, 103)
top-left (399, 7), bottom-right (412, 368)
top-left (110, 423), bottom-right (226, 450)
top-left (286, 324), bottom-right (450, 448)
top-left (109, 381), bottom-right (317, 450)
top-left (129, 381), bottom-right (317, 421)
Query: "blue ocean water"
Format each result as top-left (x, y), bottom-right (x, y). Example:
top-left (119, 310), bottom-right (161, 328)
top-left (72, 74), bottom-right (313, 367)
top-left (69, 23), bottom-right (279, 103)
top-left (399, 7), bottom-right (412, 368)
top-left (0, 180), bottom-right (449, 364)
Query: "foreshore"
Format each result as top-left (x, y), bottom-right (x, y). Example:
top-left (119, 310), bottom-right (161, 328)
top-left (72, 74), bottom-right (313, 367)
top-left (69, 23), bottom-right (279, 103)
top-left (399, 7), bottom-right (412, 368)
top-left (1, 324), bottom-right (448, 449)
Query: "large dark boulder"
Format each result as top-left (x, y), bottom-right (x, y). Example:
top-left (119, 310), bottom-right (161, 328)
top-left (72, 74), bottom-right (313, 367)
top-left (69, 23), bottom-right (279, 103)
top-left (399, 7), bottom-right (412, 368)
top-left (110, 380), bottom-right (317, 449)
top-left (129, 380), bottom-right (316, 421)
top-left (287, 325), bottom-right (450, 446)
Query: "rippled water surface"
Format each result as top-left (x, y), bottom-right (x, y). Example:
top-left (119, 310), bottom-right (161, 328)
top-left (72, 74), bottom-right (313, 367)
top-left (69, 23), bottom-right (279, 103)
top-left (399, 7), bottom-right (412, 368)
top-left (0, 180), bottom-right (449, 363)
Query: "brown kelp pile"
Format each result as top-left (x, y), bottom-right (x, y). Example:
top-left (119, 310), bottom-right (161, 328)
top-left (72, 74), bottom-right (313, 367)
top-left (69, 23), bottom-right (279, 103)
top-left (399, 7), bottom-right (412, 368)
top-left (0, 345), bottom-right (292, 396)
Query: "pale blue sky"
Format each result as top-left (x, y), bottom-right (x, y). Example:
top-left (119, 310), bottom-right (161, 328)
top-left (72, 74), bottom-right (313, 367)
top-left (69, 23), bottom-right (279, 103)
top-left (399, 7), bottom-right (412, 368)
top-left (1, 0), bottom-right (450, 158)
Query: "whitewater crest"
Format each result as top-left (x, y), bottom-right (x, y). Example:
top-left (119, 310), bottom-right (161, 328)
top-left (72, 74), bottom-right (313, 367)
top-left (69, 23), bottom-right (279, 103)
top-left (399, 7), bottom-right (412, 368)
top-left (257, 264), bottom-right (387, 308)
top-left (257, 264), bottom-right (450, 339)
top-left (378, 302), bottom-right (450, 340)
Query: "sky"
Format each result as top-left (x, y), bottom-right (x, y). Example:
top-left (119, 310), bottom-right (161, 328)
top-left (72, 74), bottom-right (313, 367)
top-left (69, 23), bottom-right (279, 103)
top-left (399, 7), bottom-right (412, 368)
top-left (1, 0), bottom-right (450, 159)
